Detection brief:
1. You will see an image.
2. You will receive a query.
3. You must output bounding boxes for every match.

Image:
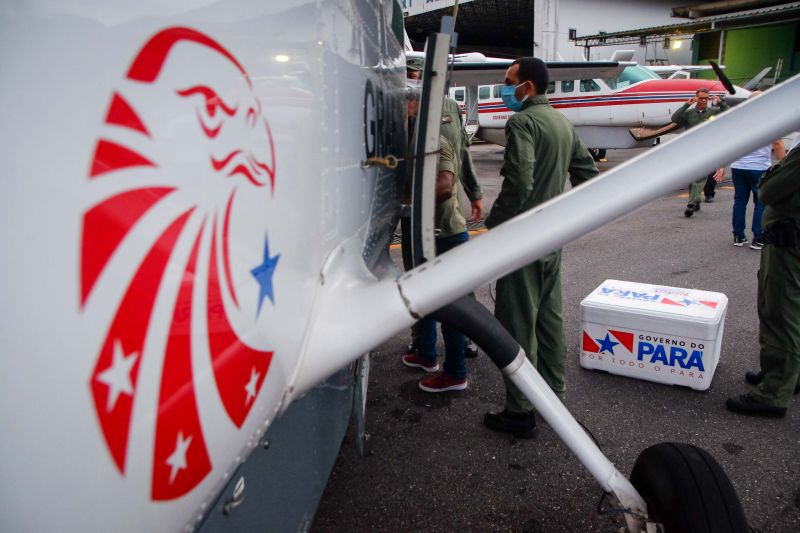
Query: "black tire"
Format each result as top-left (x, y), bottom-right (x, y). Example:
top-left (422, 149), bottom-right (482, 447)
top-left (630, 442), bottom-right (748, 533)
top-left (589, 148), bottom-right (607, 161)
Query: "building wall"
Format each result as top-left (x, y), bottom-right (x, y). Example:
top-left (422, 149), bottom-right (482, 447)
top-left (551, 0), bottom-right (695, 63)
top-left (693, 23), bottom-right (799, 86)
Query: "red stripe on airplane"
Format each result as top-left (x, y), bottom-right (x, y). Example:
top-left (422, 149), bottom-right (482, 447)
top-left (553, 99), bottom-right (687, 109)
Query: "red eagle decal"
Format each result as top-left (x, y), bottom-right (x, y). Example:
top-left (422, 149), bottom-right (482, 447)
top-left (82, 27), bottom-right (277, 500)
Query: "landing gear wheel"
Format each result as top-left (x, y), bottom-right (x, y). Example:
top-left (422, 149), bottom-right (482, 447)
top-left (630, 442), bottom-right (748, 533)
top-left (589, 148), bottom-right (606, 162)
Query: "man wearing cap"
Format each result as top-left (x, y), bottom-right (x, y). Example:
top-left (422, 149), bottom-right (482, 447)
top-left (671, 88), bottom-right (728, 216)
top-left (483, 57), bottom-right (598, 437)
top-left (406, 56), bottom-right (484, 223)
top-left (403, 55), bottom-right (484, 361)
top-left (400, 78), bottom-right (472, 392)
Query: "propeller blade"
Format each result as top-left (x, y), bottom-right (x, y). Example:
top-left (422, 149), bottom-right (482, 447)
top-left (709, 60), bottom-right (735, 95)
top-left (743, 67), bottom-right (772, 91)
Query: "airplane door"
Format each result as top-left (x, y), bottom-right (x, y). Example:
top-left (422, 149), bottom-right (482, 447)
top-left (408, 32), bottom-right (450, 266)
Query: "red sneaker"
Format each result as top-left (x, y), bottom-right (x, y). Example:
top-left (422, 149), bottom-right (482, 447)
top-left (419, 371), bottom-right (467, 392)
top-left (401, 353), bottom-right (439, 373)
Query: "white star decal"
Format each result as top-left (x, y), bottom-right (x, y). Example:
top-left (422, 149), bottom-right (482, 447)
top-left (96, 340), bottom-right (138, 412)
top-left (244, 367), bottom-right (260, 405)
top-left (166, 431), bottom-right (193, 485)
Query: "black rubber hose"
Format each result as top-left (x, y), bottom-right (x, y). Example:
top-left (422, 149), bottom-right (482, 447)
top-left (430, 295), bottom-right (520, 369)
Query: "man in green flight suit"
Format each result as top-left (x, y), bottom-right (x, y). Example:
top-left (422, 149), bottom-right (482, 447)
top-left (402, 133), bottom-right (474, 392)
top-left (405, 55), bottom-right (484, 359)
top-left (483, 57), bottom-right (598, 438)
top-left (671, 88), bottom-right (728, 217)
top-left (406, 56), bottom-right (484, 222)
top-left (727, 144), bottom-right (800, 417)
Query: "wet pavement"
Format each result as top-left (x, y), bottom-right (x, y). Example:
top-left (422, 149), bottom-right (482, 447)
top-left (313, 144), bottom-right (800, 532)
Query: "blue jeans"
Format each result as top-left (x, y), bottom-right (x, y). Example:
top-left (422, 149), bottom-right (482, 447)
top-left (416, 231), bottom-right (469, 379)
top-left (731, 168), bottom-right (765, 239)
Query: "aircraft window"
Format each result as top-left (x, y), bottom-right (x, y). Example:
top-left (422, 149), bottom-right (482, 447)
top-left (609, 65), bottom-right (661, 89)
top-left (580, 79), bottom-right (601, 92)
top-left (454, 89), bottom-right (464, 102)
top-left (546, 81), bottom-right (556, 94)
top-left (479, 86), bottom-right (490, 99)
top-left (493, 85), bottom-right (502, 98)
top-left (561, 80), bottom-right (574, 93)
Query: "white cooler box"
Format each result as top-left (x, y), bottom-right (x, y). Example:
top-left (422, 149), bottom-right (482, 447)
top-left (580, 279), bottom-right (728, 390)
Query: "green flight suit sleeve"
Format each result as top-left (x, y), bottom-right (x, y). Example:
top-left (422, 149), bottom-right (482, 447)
top-left (437, 136), bottom-right (456, 177)
top-left (671, 103), bottom-right (691, 126)
top-left (760, 146), bottom-right (800, 205)
top-left (459, 142), bottom-right (483, 201)
top-left (567, 134), bottom-right (599, 187)
top-left (485, 116), bottom-right (534, 228)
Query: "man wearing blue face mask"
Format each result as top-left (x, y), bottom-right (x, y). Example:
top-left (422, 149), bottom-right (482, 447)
top-left (484, 57), bottom-right (598, 438)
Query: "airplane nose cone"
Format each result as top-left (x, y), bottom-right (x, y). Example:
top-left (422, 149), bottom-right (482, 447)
top-left (708, 80), bottom-right (749, 106)
top-left (726, 86), bottom-right (751, 106)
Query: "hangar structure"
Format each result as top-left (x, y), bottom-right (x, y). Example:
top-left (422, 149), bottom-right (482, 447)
top-left (404, 0), bottom-right (800, 85)
top-left (572, 1), bottom-right (800, 86)
top-left (403, 0), bottom-right (698, 61)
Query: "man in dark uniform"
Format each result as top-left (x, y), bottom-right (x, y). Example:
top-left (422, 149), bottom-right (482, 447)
top-left (727, 145), bottom-right (800, 417)
top-left (483, 57), bottom-right (598, 437)
top-left (671, 88), bottom-right (727, 216)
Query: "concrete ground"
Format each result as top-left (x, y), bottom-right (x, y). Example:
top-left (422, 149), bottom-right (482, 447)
top-left (312, 144), bottom-right (800, 532)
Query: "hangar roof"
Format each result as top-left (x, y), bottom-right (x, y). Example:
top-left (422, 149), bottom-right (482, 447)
top-left (572, 1), bottom-right (800, 48)
top-left (671, 0), bottom-right (793, 19)
top-left (404, 0), bottom-right (534, 57)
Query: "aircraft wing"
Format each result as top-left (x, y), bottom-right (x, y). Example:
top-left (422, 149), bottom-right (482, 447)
top-left (448, 60), bottom-right (632, 86)
top-left (649, 65), bottom-right (721, 78)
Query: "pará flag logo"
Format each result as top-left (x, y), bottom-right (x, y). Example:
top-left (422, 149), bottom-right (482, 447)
top-left (582, 328), bottom-right (634, 355)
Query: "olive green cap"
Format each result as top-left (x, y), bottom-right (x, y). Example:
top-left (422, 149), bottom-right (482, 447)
top-left (406, 56), bottom-right (424, 72)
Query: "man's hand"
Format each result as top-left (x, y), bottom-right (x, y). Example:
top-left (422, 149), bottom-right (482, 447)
top-left (469, 199), bottom-right (484, 221)
top-left (713, 167), bottom-right (725, 182)
top-left (688, 96), bottom-right (697, 105)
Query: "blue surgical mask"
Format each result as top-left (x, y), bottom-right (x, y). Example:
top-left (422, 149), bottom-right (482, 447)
top-left (501, 82), bottom-right (529, 112)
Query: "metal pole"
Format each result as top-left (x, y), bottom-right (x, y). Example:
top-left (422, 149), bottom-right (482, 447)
top-left (501, 350), bottom-right (647, 530)
top-left (717, 29), bottom-right (725, 64)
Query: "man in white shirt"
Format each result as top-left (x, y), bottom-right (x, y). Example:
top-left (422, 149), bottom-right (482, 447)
top-left (730, 141), bottom-right (787, 248)
top-left (730, 92), bottom-right (786, 249)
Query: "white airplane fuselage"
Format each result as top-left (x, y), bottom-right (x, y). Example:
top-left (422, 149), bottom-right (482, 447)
top-left (454, 73), bottom-right (747, 149)
top-left (1, 1), bottom-right (407, 531)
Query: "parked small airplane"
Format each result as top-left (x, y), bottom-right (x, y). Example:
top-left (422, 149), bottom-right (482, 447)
top-left (445, 53), bottom-right (750, 155)
top-left (2, 2), bottom-right (798, 532)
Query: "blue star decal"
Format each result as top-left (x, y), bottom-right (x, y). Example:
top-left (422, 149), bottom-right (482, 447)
top-left (595, 333), bottom-right (619, 355)
top-left (251, 234), bottom-right (280, 315)
top-left (679, 298), bottom-right (697, 306)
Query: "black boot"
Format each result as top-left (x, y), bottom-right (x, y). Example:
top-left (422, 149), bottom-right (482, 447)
top-left (483, 409), bottom-right (537, 438)
top-left (726, 394), bottom-right (786, 418)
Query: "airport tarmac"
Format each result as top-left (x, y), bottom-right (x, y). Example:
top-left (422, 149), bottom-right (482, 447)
top-left (313, 143), bottom-right (800, 532)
